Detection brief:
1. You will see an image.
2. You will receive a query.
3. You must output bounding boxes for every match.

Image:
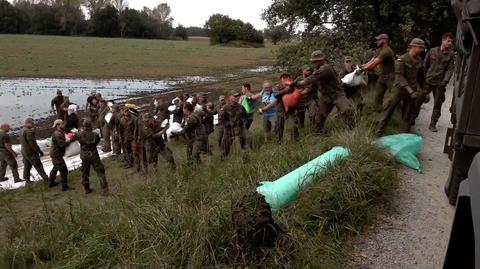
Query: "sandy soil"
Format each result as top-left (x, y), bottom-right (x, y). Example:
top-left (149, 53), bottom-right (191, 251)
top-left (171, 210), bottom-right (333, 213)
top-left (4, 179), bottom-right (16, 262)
top-left (352, 86), bottom-right (455, 269)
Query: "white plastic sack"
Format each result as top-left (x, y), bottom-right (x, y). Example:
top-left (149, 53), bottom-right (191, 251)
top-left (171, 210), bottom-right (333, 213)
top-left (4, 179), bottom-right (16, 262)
top-left (105, 112), bottom-right (113, 123)
top-left (161, 119), bottom-right (169, 128)
top-left (214, 114), bottom-right (219, 126)
top-left (168, 105), bottom-right (177, 112)
top-left (12, 145), bottom-right (22, 154)
top-left (194, 104), bottom-right (203, 112)
top-left (67, 104), bottom-right (78, 116)
top-left (166, 122), bottom-right (183, 141)
top-left (65, 141), bottom-right (80, 157)
top-left (37, 139), bottom-right (50, 149)
top-left (341, 66), bottom-right (367, 87)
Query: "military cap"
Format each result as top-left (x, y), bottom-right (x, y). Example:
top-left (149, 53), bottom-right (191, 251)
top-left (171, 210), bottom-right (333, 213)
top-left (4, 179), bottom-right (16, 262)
top-left (52, 119), bottom-right (63, 128)
top-left (375, 33), bottom-right (389, 40)
top-left (229, 90), bottom-right (241, 97)
top-left (310, 50), bottom-right (325, 62)
top-left (302, 65), bottom-right (313, 71)
top-left (409, 38), bottom-right (426, 48)
top-left (344, 56), bottom-right (353, 62)
top-left (218, 95), bottom-right (226, 101)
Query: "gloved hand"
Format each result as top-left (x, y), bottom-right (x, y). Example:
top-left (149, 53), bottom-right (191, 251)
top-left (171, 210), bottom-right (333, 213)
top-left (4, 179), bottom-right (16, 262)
top-left (39, 151), bottom-right (44, 157)
top-left (410, 91), bottom-right (422, 100)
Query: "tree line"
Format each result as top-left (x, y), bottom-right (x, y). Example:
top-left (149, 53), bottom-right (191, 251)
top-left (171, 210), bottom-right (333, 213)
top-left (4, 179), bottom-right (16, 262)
top-left (0, 0), bottom-right (209, 39)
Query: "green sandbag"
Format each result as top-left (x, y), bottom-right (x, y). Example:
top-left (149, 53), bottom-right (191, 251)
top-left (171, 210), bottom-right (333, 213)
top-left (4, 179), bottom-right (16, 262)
top-left (256, 146), bottom-right (351, 212)
top-left (376, 133), bottom-right (423, 172)
top-left (241, 97), bottom-right (252, 113)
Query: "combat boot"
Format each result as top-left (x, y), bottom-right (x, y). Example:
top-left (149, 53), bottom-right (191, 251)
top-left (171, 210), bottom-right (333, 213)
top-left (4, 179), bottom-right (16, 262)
top-left (83, 183), bottom-right (93, 194)
top-left (429, 120), bottom-right (438, 132)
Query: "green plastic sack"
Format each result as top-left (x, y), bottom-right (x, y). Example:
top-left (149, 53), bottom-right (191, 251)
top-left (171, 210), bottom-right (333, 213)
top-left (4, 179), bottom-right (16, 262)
top-left (376, 133), bottom-right (423, 172)
top-left (256, 146), bottom-right (351, 212)
top-left (241, 97), bottom-right (252, 113)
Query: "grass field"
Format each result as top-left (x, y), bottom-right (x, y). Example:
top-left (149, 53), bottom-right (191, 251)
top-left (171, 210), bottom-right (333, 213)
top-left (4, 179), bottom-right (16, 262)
top-left (0, 34), bottom-right (275, 78)
top-left (0, 82), bottom-right (403, 268)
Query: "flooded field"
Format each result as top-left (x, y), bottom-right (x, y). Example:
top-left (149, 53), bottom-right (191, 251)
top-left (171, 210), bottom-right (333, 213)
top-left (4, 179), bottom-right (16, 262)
top-left (0, 66), bottom-right (272, 129)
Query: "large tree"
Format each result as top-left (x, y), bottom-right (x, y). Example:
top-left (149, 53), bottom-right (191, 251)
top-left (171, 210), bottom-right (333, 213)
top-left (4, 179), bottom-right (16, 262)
top-left (87, 5), bottom-right (120, 37)
top-left (0, 0), bottom-right (21, 33)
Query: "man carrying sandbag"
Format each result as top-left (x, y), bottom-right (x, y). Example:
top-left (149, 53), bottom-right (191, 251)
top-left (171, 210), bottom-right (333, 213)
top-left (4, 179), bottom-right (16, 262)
top-left (291, 50), bottom-right (355, 135)
top-left (19, 118), bottom-right (49, 184)
top-left (49, 119), bottom-right (73, 191)
top-left (377, 38), bottom-right (427, 135)
top-left (340, 56), bottom-right (364, 115)
top-left (361, 34), bottom-right (395, 112)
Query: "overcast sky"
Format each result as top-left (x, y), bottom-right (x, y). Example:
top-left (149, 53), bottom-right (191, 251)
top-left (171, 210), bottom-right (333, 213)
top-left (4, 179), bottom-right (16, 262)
top-left (128, 0), bottom-right (271, 29)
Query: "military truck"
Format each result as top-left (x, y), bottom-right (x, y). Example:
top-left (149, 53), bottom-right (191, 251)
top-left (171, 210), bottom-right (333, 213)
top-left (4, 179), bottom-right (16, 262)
top-left (444, 0), bottom-right (480, 206)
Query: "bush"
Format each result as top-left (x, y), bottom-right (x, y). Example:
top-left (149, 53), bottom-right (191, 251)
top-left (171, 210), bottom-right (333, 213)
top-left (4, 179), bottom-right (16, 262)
top-left (205, 14), bottom-right (264, 47)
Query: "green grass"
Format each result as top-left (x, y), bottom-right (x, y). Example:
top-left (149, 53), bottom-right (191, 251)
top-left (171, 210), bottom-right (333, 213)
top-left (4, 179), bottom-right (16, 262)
top-left (0, 86), bottom-right (403, 268)
top-left (0, 34), bottom-right (275, 78)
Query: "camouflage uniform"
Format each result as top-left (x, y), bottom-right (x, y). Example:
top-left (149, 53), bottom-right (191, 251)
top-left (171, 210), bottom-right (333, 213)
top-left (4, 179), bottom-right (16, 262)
top-left (19, 127), bottom-right (48, 182)
top-left (76, 129), bottom-right (108, 194)
top-left (219, 102), bottom-right (247, 157)
top-left (378, 51), bottom-right (426, 134)
top-left (142, 117), bottom-right (175, 169)
top-left (300, 63), bottom-right (355, 134)
top-left (119, 113), bottom-right (135, 168)
top-left (374, 46), bottom-right (395, 111)
top-left (421, 46), bottom-right (455, 124)
top-left (184, 111), bottom-right (207, 164)
top-left (339, 68), bottom-right (364, 115)
top-left (59, 101), bottom-right (71, 121)
top-left (51, 95), bottom-right (64, 119)
top-left (98, 106), bottom-right (111, 152)
top-left (155, 102), bottom-right (171, 124)
top-left (216, 102), bottom-right (226, 148)
top-left (298, 74), bottom-right (320, 131)
top-left (49, 129), bottom-right (70, 189)
top-left (0, 131), bottom-right (20, 182)
top-left (133, 116), bottom-right (148, 173)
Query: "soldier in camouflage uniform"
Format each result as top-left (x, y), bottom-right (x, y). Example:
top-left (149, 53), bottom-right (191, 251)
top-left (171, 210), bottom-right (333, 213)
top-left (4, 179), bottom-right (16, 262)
top-left (50, 90), bottom-right (64, 119)
top-left (19, 118), bottom-right (49, 183)
top-left (182, 103), bottom-right (207, 164)
top-left (119, 107), bottom-right (136, 168)
top-left (377, 38), bottom-right (427, 135)
top-left (75, 119), bottom-right (109, 195)
top-left (219, 90), bottom-right (248, 157)
top-left (133, 112), bottom-right (148, 173)
top-left (293, 50), bottom-right (355, 134)
top-left (141, 113), bottom-right (175, 169)
top-left (340, 56), bottom-right (364, 115)
top-left (216, 95), bottom-right (227, 148)
top-left (109, 104), bottom-right (122, 155)
top-left (276, 73), bottom-right (300, 141)
top-left (295, 66), bottom-right (318, 130)
top-left (421, 32), bottom-right (455, 132)
top-left (49, 119), bottom-right (72, 190)
top-left (0, 123), bottom-right (21, 183)
top-left (361, 34), bottom-right (396, 112)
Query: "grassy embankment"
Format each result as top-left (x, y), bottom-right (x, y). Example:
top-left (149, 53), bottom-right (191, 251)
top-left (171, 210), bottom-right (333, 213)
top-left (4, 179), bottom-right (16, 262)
top-left (0, 34), bottom-right (274, 78)
top-left (0, 88), bottom-right (403, 268)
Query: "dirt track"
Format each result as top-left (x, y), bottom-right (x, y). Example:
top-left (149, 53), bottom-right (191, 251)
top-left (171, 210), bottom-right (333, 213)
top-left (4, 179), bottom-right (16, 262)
top-left (353, 86), bottom-right (455, 269)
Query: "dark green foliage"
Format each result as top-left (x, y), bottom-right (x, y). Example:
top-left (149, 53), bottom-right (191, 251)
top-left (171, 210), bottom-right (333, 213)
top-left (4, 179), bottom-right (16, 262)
top-left (119, 8), bottom-right (145, 38)
top-left (87, 5), bottom-right (120, 37)
top-left (264, 0), bottom-right (456, 71)
top-left (205, 14), bottom-right (264, 47)
top-left (174, 24), bottom-right (188, 40)
top-left (0, 0), bottom-right (20, 33)
top-left (186, 26), bottom-right (208, 37)
top-left (264, 25), bottom-right (290, 44)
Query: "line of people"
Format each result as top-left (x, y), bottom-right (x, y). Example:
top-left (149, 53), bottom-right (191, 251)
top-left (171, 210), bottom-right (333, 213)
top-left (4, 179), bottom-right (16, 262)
top-left (0, 32), bottom-right (455, 196)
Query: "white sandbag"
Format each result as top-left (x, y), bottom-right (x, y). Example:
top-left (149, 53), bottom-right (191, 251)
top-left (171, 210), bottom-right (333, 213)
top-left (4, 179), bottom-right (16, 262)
top-left (168, 105), bottom-right (177, 112)
top-left (67, 104), bottom-right (78, 116)
top-left (194, 104), bottom-right (203, 112)
top-left (161, 119), bottom-right (169, 128)
top-left (214, 114), bottom-right (219, 126)
top-left (105, 112), bottom-right (113, 123)
top-left (341, 66), bottom-right (367, 87)
top-left (37, 139), bottom-right (50, 149)
top-left (12, 145), bottom-right (22, 154)
top-left (64, 141), bottom-right (81, 157)
top-left (166, 122), bottom-right (183, 141)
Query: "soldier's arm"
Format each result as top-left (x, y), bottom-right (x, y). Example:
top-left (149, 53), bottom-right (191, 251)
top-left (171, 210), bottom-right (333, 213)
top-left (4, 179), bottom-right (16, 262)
top-left (27, 129), bottom-right (42, 154)
top-left (443, 54), bottom-right (455, 85)
top-left (424, 49), bottom-right (432, 74)
top-left (418, 63), bottom-right (427, 91)
top-left (55, 132), bottom-right (69, 148)
top-left (51, 98), bottom-right (56, 110)
top-left (361, 57), bottom-right (381, 71)
top-left (4, 136), bottom-right (16, 158)
top-left (394, 59), bottom-right (414, 94)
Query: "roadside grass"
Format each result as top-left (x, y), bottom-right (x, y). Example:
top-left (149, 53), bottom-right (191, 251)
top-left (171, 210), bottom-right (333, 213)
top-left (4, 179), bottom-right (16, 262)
top-left (0, 85), bottom-right (404, 268)
top-left (0, 34), bottom-right (275, 79)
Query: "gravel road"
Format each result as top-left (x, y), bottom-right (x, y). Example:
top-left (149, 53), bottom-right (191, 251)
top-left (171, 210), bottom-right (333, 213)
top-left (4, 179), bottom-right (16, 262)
top-left (352, 86), bottom-right (455, 269)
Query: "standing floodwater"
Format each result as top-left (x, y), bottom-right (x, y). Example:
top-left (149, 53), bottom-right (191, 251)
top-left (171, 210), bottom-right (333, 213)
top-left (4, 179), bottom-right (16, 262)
top-left (0, 76), bottom-right (214, 129)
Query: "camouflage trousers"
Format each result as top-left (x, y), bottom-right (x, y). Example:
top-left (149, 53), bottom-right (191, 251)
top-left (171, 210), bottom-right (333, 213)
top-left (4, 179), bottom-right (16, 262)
top-left (80, 152), bottom-right (108, 192)
top-left (187, 138), bottom-right (207, 164)
top-left (314, 92), bottom-right (356, 134)
top-left (374, 73), bottom-right (394, 112)
top-left (378, 87), bottom-right (420, 134)
top-left (0, 152), bottom-right (20, 182)
top-left (49, 156), bottom-right (68, 188)
top-left (22, 153), bottom-right (48, 181)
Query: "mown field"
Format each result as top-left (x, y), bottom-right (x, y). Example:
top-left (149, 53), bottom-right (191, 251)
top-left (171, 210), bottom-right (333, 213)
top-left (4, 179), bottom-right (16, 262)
top-left (0, 35), bottom-right (275, 78)
top-left (0, 83), bottom-right (403, 268)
